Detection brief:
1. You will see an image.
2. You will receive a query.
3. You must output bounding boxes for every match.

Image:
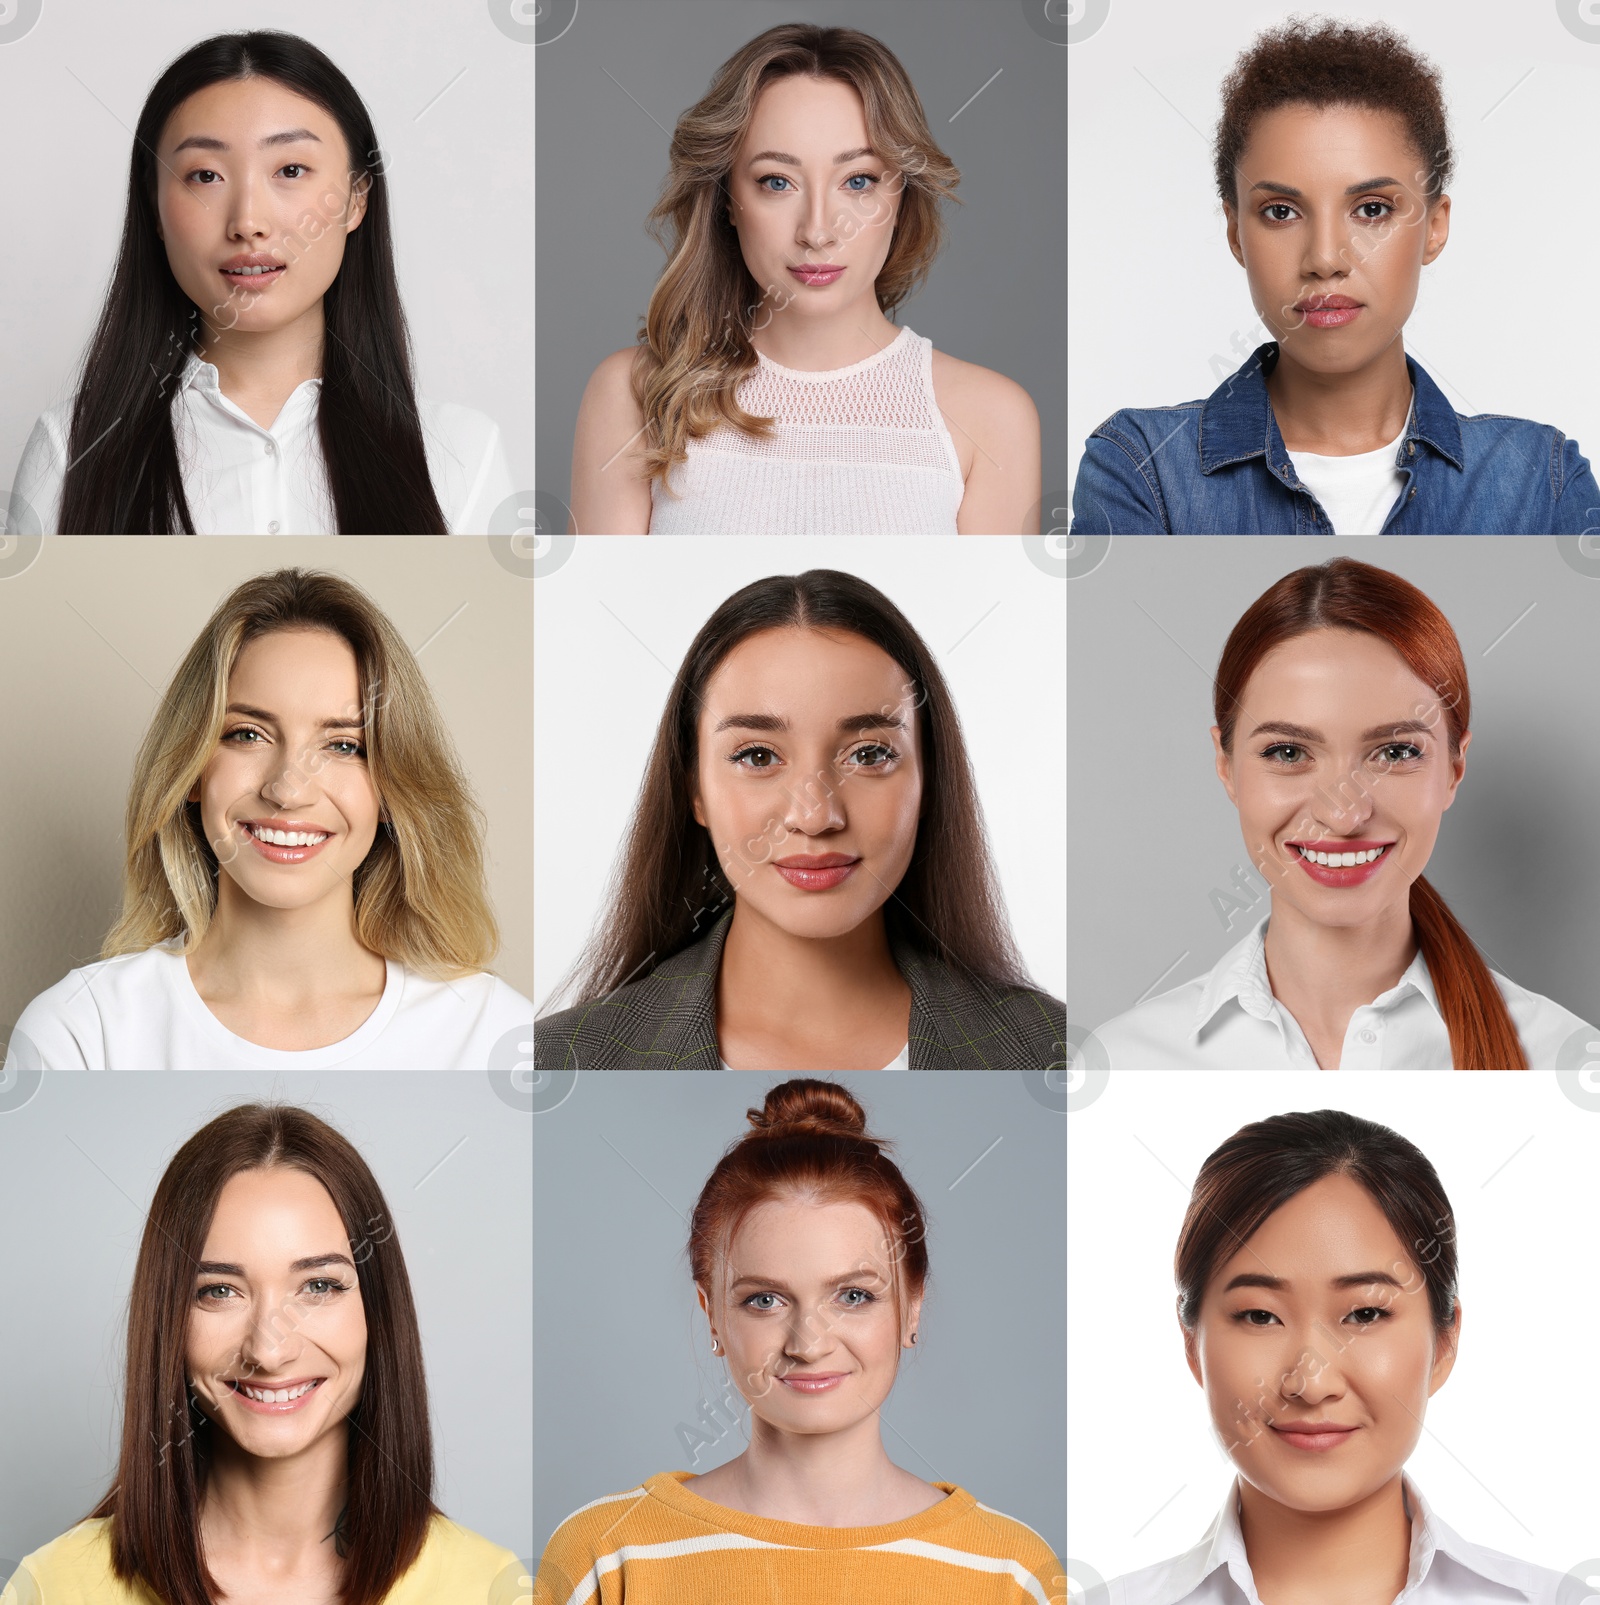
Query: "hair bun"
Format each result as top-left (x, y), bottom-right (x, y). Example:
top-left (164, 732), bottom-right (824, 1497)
top-left (747, 1078), bottom-right (869, 1138)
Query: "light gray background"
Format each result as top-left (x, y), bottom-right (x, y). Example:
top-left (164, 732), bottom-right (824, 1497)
top-left (0, 1071), bottom-right (532, 1570)
top-left (0, 0), bottom-right (534, 497)
top-left (532, 1070), bottom-right (1066, 1560)
top-left (535, 0), bottom-right (1066, 522)
top-left (0, 537), bottom-right (533, 1047)
top-left (1068, 1072), bottom-right (1600, 1586)
top-left (1068, 536), bottom-right (1600, 1034)
top-left (1069, 0), bottom-right (1600, 499)
top-left (533, 535), bottom-right (1066, 1013)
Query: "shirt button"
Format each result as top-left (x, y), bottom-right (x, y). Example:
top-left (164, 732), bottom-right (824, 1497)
top-left (267, 520), bottom-right (281, 534)
top-left (1360, 1028), bottom-right (1377, 1045)
top-left (1408, 487), bottom-right (1416, 498)
top-left (264, 441), bottom-right (276, 456)
top-left (1407, 442), bottom-right (1415, 455)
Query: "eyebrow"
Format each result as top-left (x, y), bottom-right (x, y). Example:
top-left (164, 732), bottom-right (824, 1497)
top-left (1222, 1270), bottom-right (1406, 1293)
top-left (746, 146), bottom-right (876, 167)
top-left (1250, 176), bottom-right (1402, 199)
top-left (729, 1270), bottom-right (888, 1292)
top-left (1246, 719), bottom-right (1434, 745)
top-left (225, 702), bottom-right (365, 730)
top-left (713, 711), bottom-right (905, 736)
top-left (195, 1253), bottom-right (356, 1276)
top-left (172, 128), bottom-right (323, 154)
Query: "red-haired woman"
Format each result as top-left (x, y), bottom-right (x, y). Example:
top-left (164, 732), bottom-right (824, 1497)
top-left (1087, 558), bottom-right (1596, 1069)
top-left (535, 1079), bottom-right (1063, 1603)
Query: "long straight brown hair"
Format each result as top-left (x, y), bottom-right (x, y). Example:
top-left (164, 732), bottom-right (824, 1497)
top-left (540, 569), bottom-right (1031, 1014)
top-left (85, 1103), bottom-right (438, 1605)
top-left (1214, 558), bottom-right (1526, 1070)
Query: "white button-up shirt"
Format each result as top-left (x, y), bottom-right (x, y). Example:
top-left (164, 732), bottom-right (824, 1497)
top-left (13, 354), bottom-right (514, 534)
top-left (1084, 915), bottom-right (1596, 1069)
top-left (1108, 1474), bottom-right (1581, 1604)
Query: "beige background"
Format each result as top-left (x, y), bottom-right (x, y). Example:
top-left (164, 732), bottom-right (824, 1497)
top-left (0, 537), bottom-right (530, 1037)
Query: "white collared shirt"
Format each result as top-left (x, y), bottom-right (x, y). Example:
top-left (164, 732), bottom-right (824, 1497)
top-left (1084, 915), bottom-right (1597, 1069)
top-left (13, 354), bottom-right (513, 534)
top-left (1108, 1474), bottom-right (1580, 1604)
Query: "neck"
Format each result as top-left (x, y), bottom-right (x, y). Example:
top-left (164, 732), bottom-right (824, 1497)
top-left (716, 1412), bottom-right (906, 1527)
top-left (717, 899), bottom-right (905, 1020)
top-left (1266, 333), bottom-right (1412, 455)
top-left (1239, 1472), bottom-right (1411, 1605)
top-left (195, 301), bottom-right (327, 411)
top-left (1262, 896), bottom-right (1419, 1045)
top-left (200, 1416), bottom-right (348, 1569)
top-left (747, 296), bottom-right (901, 372)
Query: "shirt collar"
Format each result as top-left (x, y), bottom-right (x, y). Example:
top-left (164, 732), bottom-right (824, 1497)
top-left (176, 350), bottom-right (323, 411)
top-left (1190, 914), bottom-right (1445, 1044)
top-left (1167, 1474), bottom-right (1541, 1603)
top-left (1198, 342), bottom-right (1464, 480)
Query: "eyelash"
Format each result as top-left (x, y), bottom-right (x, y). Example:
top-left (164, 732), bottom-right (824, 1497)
top-left (187, 164), bottom-right (309, 185)
top-left (756, 171), bottom-right (879, 194)
top-left (223, 726), bottom-right (366, 758)
top-left (197, 1277), bottom-right (349, 1303)
top-left (1231, 1306), bottom-right (1391, 1328)
top-left (1260, 742), bottom-right (1422, 767)
top-left (1259, 200), bottom-right (1395, 225)
top-left (741, 1288), bottom-right (877, 1312)
top-left (727, 742), bottom-right (898, 773)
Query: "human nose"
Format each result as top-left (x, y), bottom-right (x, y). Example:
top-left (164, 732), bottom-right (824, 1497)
top-left (796, 181), bottom-right (839, 251)
top-left (780, 765), bottom-right (847, 835)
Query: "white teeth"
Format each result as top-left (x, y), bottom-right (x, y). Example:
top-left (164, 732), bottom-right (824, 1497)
top-left (247, 824), bottom-right (328, 847)
top-left (239, 1380), bottom-right (318, 1403)
top-left (1296, 845), bottom-right (1387, 867)
top-left (226, 265), bottom-right (281, 275)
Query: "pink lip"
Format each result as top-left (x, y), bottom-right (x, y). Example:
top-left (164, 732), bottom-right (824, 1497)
top-left (788, 265), bottom-right (845, 285)
top-left (772, 855), bottom-right (860, 891)
top-left (1299, 304), bottom-right (1362, 329)
top-left (219, 253), bottom-right (286, 288)
top-left (238, 820), bottom-right (334, 865)
top-left (778, 1372), bottom-right (848, 1392)
top-left (1272, 1422), bottom-right (1361, 1452)
top-left (227, 1377), bottom-right (325, 1414)
top-left (1287, 840), bottom-right (1394, 888)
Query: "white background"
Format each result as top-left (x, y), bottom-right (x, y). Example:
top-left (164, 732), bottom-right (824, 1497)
top-left (0, 0), bottom-right (533, 494)
top-left (533, 537), bottom-right (1065, 1013)
top-left (1068, 1071), bottom-right (1599, 1586)
top-left (1068, 0), bottom-right (1600, 498)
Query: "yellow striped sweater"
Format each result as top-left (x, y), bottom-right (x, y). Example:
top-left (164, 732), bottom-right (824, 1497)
top-left (535, 1471), bottom-right (1065, 1604)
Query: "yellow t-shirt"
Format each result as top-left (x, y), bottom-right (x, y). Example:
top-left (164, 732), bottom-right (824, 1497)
top-left (535, 1470), bottom-right (1065, 1604)
top-left (2, 1512), bottom-right (527, 1605)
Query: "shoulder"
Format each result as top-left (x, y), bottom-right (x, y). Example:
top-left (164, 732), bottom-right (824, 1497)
top-left (399, 1514), bottom-right (522, 1595)
top-left (579, 346), bottom-right (647, 425)
top-left (534, 1480), bottom-right (659, 1602)
top-left (893, 942), bottom-right (1065, 1069)
top-left (7, 1518), bottom-right (148, 1603)
top-left (919, 1489), bottom-right (1065, 1599)
top-left (9, 949), bottom-right (177, 1071)
top-left (1081, 970), bottom-right (1224, 1071)
top-left (1487, 969), bottom-right (1598, 1069)
top-left (417, 398), bottom-right (503, 456)
top-left (1086, 400), bottom-right (1204, 453)
top-left (391, 967), bottom-right (533, 1059)
top-left (930, 349), bottom-right (1038, 432)
top-left (1104, 1547), bottom-right (1210, 1605)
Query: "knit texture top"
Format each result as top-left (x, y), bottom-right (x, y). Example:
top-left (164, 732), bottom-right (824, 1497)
top-left (647, 326), bottom-right (965, 534)
top-left (534, 1471), bottom-right (1064, 1604)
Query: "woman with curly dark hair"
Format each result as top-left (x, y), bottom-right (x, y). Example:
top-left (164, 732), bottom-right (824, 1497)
top-left (1071, 15), bottom-right (1598, 534)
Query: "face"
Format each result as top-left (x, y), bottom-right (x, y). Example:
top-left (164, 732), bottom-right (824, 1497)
top-left (691, 627), bottom-right (923, 941)
top-left (700, 1197), bottom-right (920, 1433)
top-left (726, 74), bottom-right (901, 319)
top-left (190, 628), bottom-right (382, 912)
top-left (187, 1166), bottom-right (368, 1457)
top-left (1224, 104), bottom-right (1449, 375)
top-left (1183, 1173), bottom-right (1459, 1511)
top-left (1212, 628), bottom-right (1468, 931)
top-left (156, 77), bottom-right (368, 339)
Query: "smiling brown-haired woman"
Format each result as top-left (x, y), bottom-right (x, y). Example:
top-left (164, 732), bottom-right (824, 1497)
top-left (1, 1103), bottom-right (519, 1605)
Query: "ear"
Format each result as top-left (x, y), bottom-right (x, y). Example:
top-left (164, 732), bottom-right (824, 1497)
top-left (904, 1286), bottom-right (924, 1347)
top-left (1211, 726), bottom-right (1239, 807)
top-left (1420, 192), bottom-right (1450, 267)
top-left (186, 782), bottom-right (200, 805)
top-left (1181, 1302), bottom-right (1203, 1387)
top-left (347, 171), bottom-right (371, 234)
top-left (692, 791), bottom-right (707, 829)
top-left (1224, 203), bottom-right (1244, 269)
top-left (1440, 729), bottom-right (1470, 811)
top-left (1427, 1301), bottom-right (1461, 1395)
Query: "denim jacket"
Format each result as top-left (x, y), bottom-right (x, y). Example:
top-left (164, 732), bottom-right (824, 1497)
top-left (1070, 343), bottom-right (1600, 533)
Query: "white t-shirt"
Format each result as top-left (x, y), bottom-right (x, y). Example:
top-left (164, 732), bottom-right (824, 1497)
top-left (1286, 408), bottom-right (1410, 534)
top-left (718, 1043), bottom-right (911, 1071)
top-left (1082, 914), bottom-right (1596, 1070)
top-left (3, 942), bottom-right (533, 1070)
top-left (11, 354), bottom-right (514, 534)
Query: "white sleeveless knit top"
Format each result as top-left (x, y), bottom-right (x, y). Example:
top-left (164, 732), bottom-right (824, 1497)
top-left (648, 325), bottom-right (965, 534)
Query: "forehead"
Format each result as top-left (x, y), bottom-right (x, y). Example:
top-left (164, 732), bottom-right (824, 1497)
top-left (203, 1166), bottom-right (346, 1249)
top-left (1243, 629), bottom-right (1439, 727)
top-left (229, 628), bottom-right (360, 700)
top-left (729, 1196), bottom-right (891, 1270)
top-left (1237, 102), bottom-right (1420, 190)
top-left (740, 73), bottom-right (870, 152)
top-left (699, 627), bottom-right (913, 727)
top-left (164, 76), bottom-right (342, 145)
top-left (1210, 1173), bottom-right (1415, 1291)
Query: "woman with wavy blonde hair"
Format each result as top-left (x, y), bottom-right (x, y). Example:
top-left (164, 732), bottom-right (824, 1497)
top-left (569, 22), bottom-right (1042, 535)
top-left (5, 568), bottom-right (531, 1069)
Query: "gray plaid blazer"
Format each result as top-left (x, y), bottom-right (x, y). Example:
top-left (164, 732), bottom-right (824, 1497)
top-left (534, 911), bottom-right (1065, 1069)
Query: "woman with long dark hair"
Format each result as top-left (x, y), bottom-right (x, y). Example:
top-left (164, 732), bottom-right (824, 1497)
top-left (1087, 557), bottom-right (1594, 1069)
top-left (0, 1102), bottom-right (519, 1605)
top-left (8, 31), bottom-right (511, 534)
top-left (533, 569), bottom-right (1064, 1069)
top-left (1107, 1109), bottom-right (1571, 1603)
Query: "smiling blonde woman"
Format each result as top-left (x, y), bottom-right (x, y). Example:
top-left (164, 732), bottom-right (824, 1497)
top-left (535, 1078), bottom-right (1063, 1604)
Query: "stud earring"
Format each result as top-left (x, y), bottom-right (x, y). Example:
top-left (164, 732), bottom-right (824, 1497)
top-left (910, 1332), bottom-right (918, 1345)
top-left (711, 1337), bottom-right (720, 1354)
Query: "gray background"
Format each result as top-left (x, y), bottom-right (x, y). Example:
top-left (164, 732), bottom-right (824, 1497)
top-left (0, 536), bottom-right (532, 1046)
top-left (532, 1071), bottom-right (1065, 1560)
top-left (0, 1072), bottom-right (532, 1570)
top-left (535, 0), bottom-right (1066, 521)
top-left (1068, 536), bottom-right (1600, 1034)
top-left (0, 0), bottom-right (534, 496)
